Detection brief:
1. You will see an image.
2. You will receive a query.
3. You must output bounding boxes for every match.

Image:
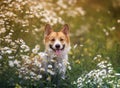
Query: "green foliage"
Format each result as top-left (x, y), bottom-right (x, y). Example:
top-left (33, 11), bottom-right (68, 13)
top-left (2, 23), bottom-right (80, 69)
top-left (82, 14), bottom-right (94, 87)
top-left (0, 0), bottom-right (120, 88)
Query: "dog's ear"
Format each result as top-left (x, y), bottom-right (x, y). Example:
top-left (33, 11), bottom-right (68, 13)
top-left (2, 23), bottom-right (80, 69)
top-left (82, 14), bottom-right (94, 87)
top-left (44, 24), bottom-right (53, 36)
top-left (61, 24), bottom-right (69, 35)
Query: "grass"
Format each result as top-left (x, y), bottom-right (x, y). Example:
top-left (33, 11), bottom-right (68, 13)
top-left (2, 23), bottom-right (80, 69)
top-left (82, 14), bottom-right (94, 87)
top-left (0, 0), bottom-right (120, 88)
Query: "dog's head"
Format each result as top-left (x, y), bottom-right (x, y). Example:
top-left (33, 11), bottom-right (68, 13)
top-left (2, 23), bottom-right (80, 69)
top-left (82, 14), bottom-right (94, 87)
top-left (44, 24), bottom-right (70, 56)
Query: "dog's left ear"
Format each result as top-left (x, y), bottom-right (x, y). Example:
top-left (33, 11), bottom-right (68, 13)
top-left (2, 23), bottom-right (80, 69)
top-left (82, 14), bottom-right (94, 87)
top-left (61, 24), bottom-right (69, 35)
top-left (44, 24), bottom-right (53, 36)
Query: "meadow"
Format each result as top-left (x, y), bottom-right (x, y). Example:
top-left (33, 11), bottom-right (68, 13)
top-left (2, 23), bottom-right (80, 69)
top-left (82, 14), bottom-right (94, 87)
top-left (0, 0), bottom-right (120, 88)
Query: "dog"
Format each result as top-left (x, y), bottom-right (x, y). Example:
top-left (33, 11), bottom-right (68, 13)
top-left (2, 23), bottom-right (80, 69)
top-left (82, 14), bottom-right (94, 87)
top-left (41, 24), bottom-right (70, 79)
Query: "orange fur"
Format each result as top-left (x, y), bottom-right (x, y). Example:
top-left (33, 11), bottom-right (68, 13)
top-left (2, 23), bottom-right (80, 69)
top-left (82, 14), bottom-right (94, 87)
top-left (43, 24), bottom-right (70, 79)
top-left (44, 31), bottom-right (70, 45)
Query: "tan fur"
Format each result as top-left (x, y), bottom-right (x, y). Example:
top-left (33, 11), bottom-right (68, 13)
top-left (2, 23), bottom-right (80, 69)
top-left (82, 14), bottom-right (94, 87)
top-left (42, 24), bottom-right (70, 79)
top-left (44, 32), bottom-right (70, 46)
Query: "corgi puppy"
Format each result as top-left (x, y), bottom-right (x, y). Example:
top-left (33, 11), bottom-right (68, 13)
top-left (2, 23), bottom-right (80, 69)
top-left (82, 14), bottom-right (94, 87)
top-left (43, 24), bottom-right (70, 78)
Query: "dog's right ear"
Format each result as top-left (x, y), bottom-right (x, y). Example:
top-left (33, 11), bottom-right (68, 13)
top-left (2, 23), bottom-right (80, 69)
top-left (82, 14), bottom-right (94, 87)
top-left (61, 24), bottom-right (69, 35)
top-left (44, 24), bottom-right (53, 36)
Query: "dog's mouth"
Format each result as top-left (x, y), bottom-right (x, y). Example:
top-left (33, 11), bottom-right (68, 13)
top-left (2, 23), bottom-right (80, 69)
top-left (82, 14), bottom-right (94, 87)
top-left (49, 44), bottom-right (65, 56)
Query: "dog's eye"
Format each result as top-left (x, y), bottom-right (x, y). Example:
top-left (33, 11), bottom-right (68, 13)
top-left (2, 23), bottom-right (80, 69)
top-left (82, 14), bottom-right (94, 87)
top-left (60, 38), bottom-right (64, 41)
top-left (51, 38), bottom-right (55, 41)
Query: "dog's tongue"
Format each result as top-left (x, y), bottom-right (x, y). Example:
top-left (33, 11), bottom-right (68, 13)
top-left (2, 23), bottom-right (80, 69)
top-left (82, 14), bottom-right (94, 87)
top-left (55, 50), bottom-right (61, 56)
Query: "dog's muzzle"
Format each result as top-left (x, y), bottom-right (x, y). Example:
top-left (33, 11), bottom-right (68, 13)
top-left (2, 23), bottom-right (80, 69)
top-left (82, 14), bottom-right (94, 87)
top-left (49, 44), bottom-right (65, 56)
top-left (49, 44), bottom-right (65, 51)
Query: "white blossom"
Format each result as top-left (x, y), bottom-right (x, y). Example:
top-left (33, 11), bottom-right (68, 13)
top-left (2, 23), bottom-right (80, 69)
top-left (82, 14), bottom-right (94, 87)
top-left (37, 75), bottom-right (42, 79)
top-left (47, 69), bottom-right (55, 75)
top-left (76, 60), bottom-right (119, 88)
top-left (0, 56), bottom-right (2, 60)
top-left (73, 44), bottom-right (77, 49)
top-left (68, 66), bottom-right (71, 70)
top-left (48, 65), bottom-right (53, 69)
top-left (9, 61), bottom-right (14, 67)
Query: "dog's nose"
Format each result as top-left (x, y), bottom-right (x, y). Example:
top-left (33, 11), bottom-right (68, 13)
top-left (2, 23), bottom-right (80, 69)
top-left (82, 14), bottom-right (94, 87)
top-left (55, 44), bottom-right (60, 49)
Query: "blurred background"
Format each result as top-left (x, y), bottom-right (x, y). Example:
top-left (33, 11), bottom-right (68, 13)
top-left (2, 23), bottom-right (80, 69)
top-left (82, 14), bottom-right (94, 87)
top-left (0, 0), bottom-right (120, 87)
